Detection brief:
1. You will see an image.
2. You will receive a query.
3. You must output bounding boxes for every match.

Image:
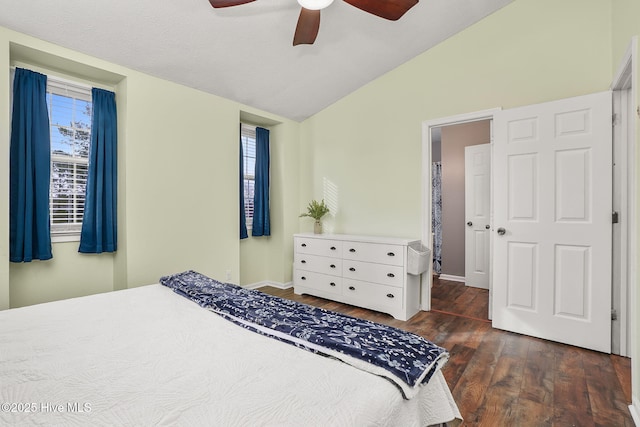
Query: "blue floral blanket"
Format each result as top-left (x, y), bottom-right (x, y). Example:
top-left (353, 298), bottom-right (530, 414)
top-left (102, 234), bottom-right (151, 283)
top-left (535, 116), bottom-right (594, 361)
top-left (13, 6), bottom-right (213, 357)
top-left (160, 270), bottom-right (449, 399)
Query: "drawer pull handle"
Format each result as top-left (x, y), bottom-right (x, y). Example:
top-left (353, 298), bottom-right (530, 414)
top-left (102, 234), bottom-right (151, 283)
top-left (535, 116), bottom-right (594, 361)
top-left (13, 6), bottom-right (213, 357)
top-left (349, 267), bottom-right (356, 272)
top-left (301, 243), bottom-right (307, 247)
top-left (330, 246), bottom-right (337, 250)
top-left (330, 282), bottom-right (336, 287)
top-left (348, 286), bottom-right (356, 291)
top-left (387, 273), bottom-right (395, 278)
top-left (301, 276), bottom-right (306, 280)
top-left (386, 293), bottom-right (395, 299)
top-left (349, 248), bottom-right (356, 253)
top-left (387, 252), bottom-right (395, 257)
top-left (301, 260), bottom-right (306, 264)
top-left (330, 264), bottom-right (336, 269)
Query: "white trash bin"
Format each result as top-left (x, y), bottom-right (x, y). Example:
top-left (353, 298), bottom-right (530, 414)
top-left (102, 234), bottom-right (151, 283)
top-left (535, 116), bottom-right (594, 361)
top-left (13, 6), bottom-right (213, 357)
top-left (407, 244), bottom-right (430, 276)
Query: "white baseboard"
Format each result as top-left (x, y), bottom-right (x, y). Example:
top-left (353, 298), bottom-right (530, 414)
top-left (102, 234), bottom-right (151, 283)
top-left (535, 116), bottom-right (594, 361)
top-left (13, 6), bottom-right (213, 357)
top-left (630, 396), bottom-right (640, 426)
top-left (244, 281), bottom-right (293, 290)
top-left (438, 274), bottom-right (466, 283)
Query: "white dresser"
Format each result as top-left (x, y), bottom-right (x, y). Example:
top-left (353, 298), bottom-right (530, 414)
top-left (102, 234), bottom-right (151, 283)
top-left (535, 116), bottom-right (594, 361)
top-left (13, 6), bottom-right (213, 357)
top-left (293, 233), bottom-right (423, 321)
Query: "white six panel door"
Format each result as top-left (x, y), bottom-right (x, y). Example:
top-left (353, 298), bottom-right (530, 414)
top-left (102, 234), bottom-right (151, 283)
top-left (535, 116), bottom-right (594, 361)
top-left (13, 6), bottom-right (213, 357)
top-left (465, 143), bottom-right (491, 289)
top-left (492, 92), bottom-right (612, 353)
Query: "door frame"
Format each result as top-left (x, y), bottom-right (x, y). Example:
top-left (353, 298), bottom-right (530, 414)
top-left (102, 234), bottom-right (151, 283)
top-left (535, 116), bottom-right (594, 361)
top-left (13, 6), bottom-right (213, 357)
top-left (420, 108), bottom-right (500, 311)
top-left (610, 36), bottom-right (637, 359)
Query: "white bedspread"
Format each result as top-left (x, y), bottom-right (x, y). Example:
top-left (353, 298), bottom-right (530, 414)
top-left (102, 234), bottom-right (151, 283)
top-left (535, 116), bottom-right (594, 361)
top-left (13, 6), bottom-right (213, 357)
top-left (0, 284), bottom-right (461, 426)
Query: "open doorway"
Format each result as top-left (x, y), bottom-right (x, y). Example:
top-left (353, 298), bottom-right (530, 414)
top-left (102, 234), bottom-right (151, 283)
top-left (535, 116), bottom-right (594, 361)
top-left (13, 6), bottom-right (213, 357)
top-left (421, 108), bottom-right (500, 317)
top-left (429, 120), bottom-right (491, 320)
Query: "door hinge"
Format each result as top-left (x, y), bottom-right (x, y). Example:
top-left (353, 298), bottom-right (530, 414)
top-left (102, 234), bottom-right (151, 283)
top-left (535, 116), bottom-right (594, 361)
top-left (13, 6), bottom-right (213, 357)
top-left (612, 211), bottom-right (619, 224)
top-left (611, 309), bottom-right (618, 321)
top-left (613, 113), bottom-right (618, 126)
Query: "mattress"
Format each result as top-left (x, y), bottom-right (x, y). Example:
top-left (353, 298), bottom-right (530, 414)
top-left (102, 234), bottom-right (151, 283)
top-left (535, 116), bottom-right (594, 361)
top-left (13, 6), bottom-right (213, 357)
top-left (0, 284), bottom-right (462, 426)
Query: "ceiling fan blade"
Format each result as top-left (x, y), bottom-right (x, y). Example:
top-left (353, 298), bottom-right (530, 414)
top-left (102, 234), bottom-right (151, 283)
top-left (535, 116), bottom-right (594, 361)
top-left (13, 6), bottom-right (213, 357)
top-left (342, 0), bottom-right (418, 21)
top-left (208, 0), bottom-right (256, 8)
top-left (293, 8), bottom-right (321, 46)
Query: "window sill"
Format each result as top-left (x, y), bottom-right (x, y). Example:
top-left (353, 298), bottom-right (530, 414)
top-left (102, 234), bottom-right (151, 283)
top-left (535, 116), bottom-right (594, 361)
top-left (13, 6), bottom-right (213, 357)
top-left (52, 233), bottom-right (80, 243)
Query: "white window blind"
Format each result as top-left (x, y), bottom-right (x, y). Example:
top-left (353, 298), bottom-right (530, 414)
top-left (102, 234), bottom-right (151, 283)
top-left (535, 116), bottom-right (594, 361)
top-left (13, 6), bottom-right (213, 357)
top-left (241, 124), bottom-right (256, 227)
top-left (47, 78), bottom-right (92, 235)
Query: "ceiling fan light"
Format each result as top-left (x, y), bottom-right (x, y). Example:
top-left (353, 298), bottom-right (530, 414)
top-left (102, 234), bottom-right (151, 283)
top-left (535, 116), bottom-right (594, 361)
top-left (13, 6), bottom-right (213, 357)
top-left (297, 0), bottom-right (334, 10)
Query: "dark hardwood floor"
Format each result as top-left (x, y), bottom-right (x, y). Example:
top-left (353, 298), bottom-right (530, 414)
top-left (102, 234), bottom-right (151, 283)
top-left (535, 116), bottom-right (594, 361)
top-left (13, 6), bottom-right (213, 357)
top-left (259, 279), bottom-right (633, 426)
top-left (431, 277), bottom-right (490, 322)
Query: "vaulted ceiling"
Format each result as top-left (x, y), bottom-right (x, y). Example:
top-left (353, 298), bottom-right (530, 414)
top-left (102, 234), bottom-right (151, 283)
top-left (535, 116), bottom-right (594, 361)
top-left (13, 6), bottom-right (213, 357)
top-left (0, 0), bottom-right (514, 121)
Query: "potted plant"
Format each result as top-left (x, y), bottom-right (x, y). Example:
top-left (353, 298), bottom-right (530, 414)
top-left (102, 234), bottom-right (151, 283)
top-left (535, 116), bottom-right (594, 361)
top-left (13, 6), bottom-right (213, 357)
top-left (300, 199), bottom-right (330, 234)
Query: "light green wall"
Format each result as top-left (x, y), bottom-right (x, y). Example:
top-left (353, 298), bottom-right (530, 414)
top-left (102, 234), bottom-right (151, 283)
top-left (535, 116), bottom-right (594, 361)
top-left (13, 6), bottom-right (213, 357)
top-left (612, 0), bottom-right (640, 70)
top-left (272, 121), bottom-right (301, 285)
top-left (113, 78), bottom-right (129, 292)
top-left (612, 0), bottom-right (640, 415)
top-left (0, 37), bottom-right (9, 310)
top-left (0, 26), bottom-right (299, 308)
top-left (121, 73), bottom-right (240, 287)
top-left (299, 0), bottom-right (612, 239)
top-left (9, 242), bottom-right (114, 307)
top-left (238, 111), bottom-right (300, 287)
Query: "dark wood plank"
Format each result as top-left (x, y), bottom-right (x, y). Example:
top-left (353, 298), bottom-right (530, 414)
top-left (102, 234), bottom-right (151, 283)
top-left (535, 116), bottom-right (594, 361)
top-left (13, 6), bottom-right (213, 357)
top-left (612, 354), bottom-right (632, 402)
top-left (511, 398), bottom-right (554, 426)
top-left (450, 329), bottom-right (506, 421)
top-left (582, 349), bottom-right (634, 426)
top-left (467, 332), bottom-right (528, 424)
top-left (552, 343), bottom-right (595, 426)
top-left (520, 338), bottom-right (555, 405)
top-left (432, 314), bottom-right (492, 351)
top-left (443, 344), bottom-right (476, 390)
top-left (431, 277), bottom-right (490, 321)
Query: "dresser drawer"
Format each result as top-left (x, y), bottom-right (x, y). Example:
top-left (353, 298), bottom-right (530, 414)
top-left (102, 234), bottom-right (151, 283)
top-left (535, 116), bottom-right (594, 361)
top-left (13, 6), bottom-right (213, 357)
top-left (295, 237), bottom-right (342, 258)
top-left (342, 241), bottom-right (404, 266)
top-left (294, 254), bottom-right (342, 276)
top-left (294, 270), bottom-right (342, 295)
top-left (342, 279), bottom-right (403, 312)
top-left (342, 260), bottom-right (404, 288)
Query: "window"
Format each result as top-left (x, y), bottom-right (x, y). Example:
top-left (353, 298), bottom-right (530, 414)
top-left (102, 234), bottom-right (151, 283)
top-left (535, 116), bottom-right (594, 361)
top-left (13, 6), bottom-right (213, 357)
top-left (241, 124), bottom-right (256, 227)
top-left (47, 78), bottom-right (92, 236)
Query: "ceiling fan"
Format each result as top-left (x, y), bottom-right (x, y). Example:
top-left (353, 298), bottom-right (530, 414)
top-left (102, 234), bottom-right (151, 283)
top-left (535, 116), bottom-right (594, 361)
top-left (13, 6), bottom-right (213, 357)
top-left (208, 0), bottom-right (419, 46)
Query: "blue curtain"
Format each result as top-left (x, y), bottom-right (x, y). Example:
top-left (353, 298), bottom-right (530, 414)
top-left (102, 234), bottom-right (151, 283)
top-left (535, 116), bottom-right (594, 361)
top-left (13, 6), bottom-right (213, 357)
top-left (79, 88), bottom-right (117, 253)
top-left (239, 125), bottom-right (248, 239)
top-left (251, 127), bottom-right (270, 236)
top-left (9, 68), bottom-right (52, 262)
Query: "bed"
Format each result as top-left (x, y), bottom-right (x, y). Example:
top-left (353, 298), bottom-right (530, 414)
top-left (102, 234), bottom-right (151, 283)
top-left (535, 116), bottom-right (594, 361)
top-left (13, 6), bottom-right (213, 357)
top-left (0, 271), bottom-right (462, 426)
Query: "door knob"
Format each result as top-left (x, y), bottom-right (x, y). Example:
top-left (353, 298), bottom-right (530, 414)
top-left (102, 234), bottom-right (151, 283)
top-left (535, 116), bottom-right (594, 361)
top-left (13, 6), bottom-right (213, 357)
top-left (485, 225), bottom-right (490, 229)
top-left (467, 221), bottom-right (473, 226)
top-left (497, 227), bottom-right (506, 235)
